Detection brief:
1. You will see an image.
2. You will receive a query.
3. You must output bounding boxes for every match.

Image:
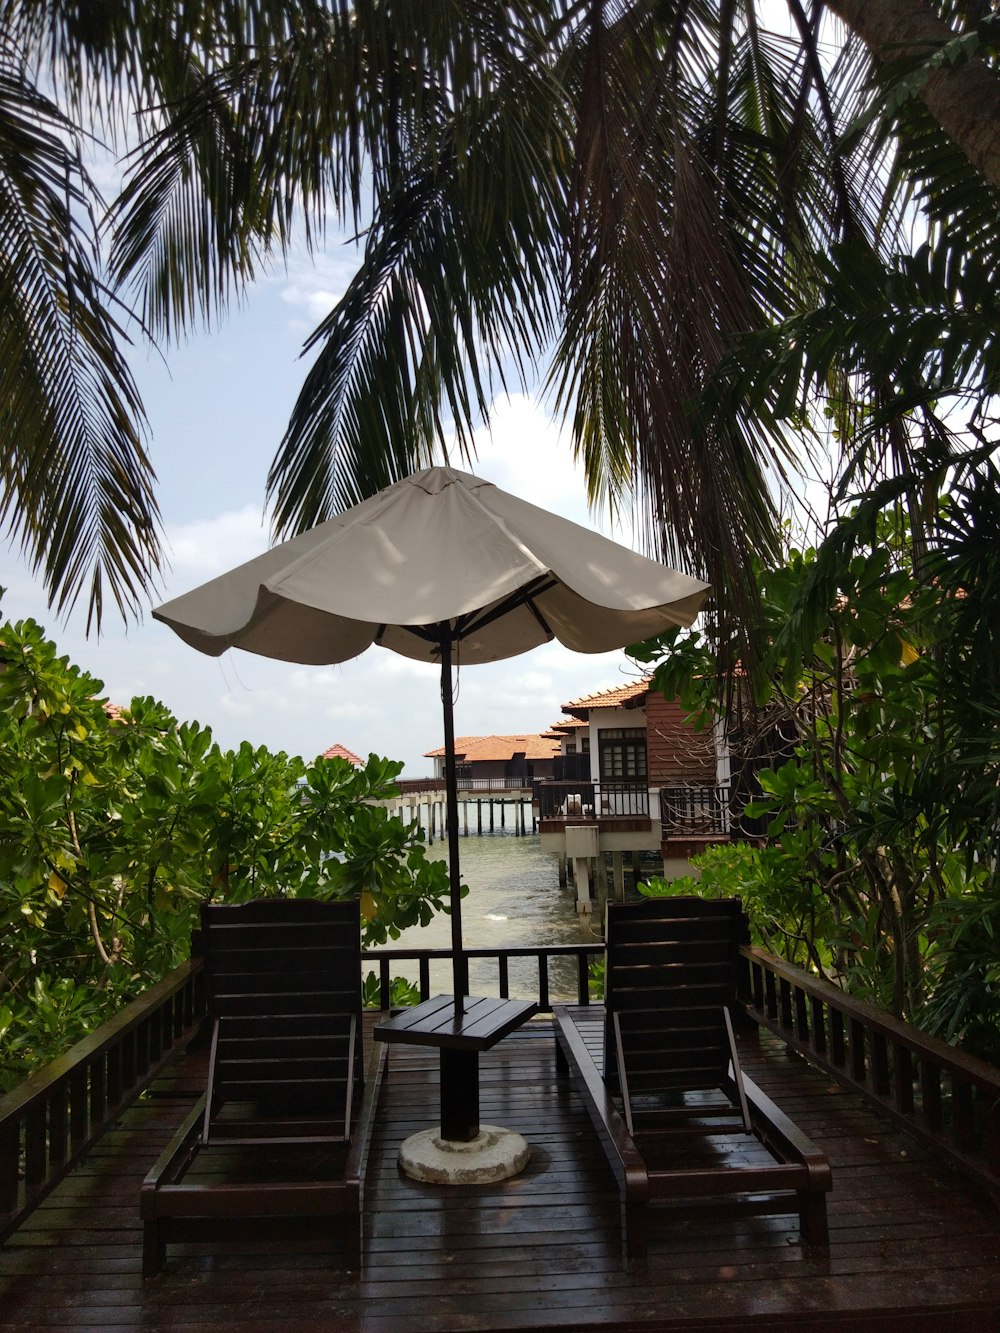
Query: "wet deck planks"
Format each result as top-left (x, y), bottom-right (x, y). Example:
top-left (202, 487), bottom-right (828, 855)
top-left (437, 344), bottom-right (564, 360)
top-left (1, 1017), bottom-right (1000, 1332)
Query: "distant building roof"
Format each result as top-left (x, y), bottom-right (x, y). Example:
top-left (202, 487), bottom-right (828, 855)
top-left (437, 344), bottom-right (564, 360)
top-left (103, 702), bottom-right (127, 722)
top-left (424, 734), bottom-right (560, 762)
top-left (320, 743), bottom-right (364, 766)
top-left (543, 717), bottom-right (587, 735)
top-left (561, 678), bottom-right (651, 719)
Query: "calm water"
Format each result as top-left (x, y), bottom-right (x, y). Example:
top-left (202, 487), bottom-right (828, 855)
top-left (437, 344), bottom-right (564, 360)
top-left (373, 829), bottom-right (600, 1001)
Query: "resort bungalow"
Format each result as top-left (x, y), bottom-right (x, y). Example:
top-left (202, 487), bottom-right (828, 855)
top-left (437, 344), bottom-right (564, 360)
top-left (423, 733), bottom-right (560, 790)
top-left (537, 678), bottom-right (733, 909)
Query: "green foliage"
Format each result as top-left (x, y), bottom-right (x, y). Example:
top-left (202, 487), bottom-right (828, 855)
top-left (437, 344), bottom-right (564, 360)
top-left (361, 972), bottom-right (421, 1010)
top-left (0, 614), bottom-right (451, 1088)
top-left (633, 465), bottom-right (1000, 1055)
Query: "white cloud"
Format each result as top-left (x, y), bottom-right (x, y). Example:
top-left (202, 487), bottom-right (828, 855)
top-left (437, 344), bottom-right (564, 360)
top-left (163, 507), bottom-right (269, 582)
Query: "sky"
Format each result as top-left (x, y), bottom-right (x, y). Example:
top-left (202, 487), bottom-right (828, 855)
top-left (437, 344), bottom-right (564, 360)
top-left (2, 240), bottom-right (659, 778)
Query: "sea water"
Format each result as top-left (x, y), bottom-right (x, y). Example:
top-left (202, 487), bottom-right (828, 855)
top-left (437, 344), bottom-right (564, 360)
top-left (372, 828), bottom-right (601, 1001)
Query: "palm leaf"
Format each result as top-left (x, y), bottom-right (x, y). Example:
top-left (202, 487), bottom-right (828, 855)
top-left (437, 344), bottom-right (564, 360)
top-left (0, 38), bottom-right (161, 628)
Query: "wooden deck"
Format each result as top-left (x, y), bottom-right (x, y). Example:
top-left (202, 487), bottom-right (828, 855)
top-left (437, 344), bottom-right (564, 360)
top-left (2, 1016), bottom-right (1000, 1332)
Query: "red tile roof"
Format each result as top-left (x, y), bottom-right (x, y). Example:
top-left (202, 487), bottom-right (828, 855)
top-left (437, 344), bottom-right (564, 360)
top-left (319, 743), bottom-right (364, 766)
top-left (561, 678), bottom-right (651, 718)
top-left (543, 717), bottom-right (587, 734)
top-left (423, 734), bottom-right (560, 762)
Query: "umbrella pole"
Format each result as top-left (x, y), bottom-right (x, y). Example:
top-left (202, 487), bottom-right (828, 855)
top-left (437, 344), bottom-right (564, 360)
top-left (439, 637), bottom-right (468, 1008)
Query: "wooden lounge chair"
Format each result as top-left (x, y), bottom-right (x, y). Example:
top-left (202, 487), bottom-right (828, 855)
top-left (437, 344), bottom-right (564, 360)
top-left (554, 896), bottom-right (831, 1261)
top-left (141, 897), bottom-right (386, 1276)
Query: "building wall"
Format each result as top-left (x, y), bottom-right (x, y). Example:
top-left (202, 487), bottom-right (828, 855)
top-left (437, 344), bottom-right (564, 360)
top-left (645, 692), bottom-right (717, 785)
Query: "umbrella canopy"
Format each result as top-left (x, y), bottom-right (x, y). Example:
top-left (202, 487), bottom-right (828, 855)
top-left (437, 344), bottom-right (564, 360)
top-left (154, 466), bottom-right (710, 999)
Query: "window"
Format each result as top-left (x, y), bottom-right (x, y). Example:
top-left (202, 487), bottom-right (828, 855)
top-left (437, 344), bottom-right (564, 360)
top-left (598, 728), bottom-right (646, 783)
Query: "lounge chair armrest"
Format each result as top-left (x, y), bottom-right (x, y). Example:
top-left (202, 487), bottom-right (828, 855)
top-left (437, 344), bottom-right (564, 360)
top-left (345, 1036), bottom-right (389, 1186)
top-left (553, 1006), bottom-right (648, 1204)
top-left (743, 1074), bottom-right (833, 1190)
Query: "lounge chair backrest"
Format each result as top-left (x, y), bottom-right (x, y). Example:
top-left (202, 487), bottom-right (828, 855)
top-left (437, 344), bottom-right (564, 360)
top-left (603, 896), bottom-right (747, 1096)
top-left (200, 897), bottom-right (362, 1137)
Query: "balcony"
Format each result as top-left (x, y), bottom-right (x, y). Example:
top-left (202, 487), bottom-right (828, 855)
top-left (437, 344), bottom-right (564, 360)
top-left (536, 780), bottom-right (651, 822)
top-left (3, 943), bottom-right (999, 1330)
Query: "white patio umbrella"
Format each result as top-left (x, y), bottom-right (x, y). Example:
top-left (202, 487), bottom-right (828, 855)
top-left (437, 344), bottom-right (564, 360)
top-left (154, 466), bottom-right (709, 1003)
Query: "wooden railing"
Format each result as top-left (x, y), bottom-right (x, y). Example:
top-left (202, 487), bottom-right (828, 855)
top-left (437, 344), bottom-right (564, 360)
top-left (362, 944), bottom-right (603, 1012)
top-left (0, 958), bottom-right (205, 1243)
top-left (740, 946), bottom-right (1000, 1200)
top-left (7, 941), bottom-right (998, 1245)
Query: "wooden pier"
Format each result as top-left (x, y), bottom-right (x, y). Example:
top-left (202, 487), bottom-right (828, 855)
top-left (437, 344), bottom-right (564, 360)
top-left (389, 780), bottom-right (538, 841)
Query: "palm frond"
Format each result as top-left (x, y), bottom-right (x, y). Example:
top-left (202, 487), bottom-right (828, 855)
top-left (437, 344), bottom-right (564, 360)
top-left (0, 39), bottom-right (161, 628)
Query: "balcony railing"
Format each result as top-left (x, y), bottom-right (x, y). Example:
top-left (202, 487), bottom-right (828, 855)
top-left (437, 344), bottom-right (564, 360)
top-left (660, 783), bottom-right (733, 838)
top-left (362, 944), bottom-right (601, 1012)
top-left (0, 958), bottom-right (205, 1243)
top-left (455, 776), bottom-right (535, 791)
top-left (4, 941), bottom-right (1000, 1243)
top-left (741, 946), bottom-right (1000, 1200)
top-left (536, 781), bottom-right (650, 820)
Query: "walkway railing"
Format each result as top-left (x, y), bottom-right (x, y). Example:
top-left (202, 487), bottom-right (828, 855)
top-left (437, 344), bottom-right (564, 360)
top-left (741, 946), bottom-right (1000, 1200)
top-left (6, 941), bottom-right (999, 1245)
top-left (362, 944), bottom-right (602, 1012)
top-left (0, 959), bottom-right (205, 1243)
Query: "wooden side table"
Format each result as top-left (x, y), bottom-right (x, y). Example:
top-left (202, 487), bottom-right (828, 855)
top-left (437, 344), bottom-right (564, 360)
top-left (374, 994), bottom-right (537, 1141)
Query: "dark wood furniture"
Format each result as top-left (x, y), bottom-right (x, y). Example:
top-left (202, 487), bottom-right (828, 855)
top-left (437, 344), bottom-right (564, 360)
top-left (554, 897), bottom-right (832, 1261)
top-left (140, 898), bottom-right (386, 1276)
top-left (375, 994), bottom-right (536, 1140)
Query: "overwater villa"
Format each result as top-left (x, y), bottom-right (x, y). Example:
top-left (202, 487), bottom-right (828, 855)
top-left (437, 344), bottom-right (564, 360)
top-left (424, 733), bottom-right (561, 789)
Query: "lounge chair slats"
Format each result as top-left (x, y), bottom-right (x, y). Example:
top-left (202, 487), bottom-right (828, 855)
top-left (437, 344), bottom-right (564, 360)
top-left (141, 897), bottom-right (385, 1277)
top-left (554, 896), bottom-right (831, 1262)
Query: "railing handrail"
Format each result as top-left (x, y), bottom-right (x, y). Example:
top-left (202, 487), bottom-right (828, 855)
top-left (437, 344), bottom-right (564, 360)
top-left (742, 946), bottom-right (1000, 1093)
top-left (0, 956), bottom-right (205, 1243)
top-left (740, 944), bottom-right (1000, 1198)
top-left (0, 958), bottom-right (204, 1121)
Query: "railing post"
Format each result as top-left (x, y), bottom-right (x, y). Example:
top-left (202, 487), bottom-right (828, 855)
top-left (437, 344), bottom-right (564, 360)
top-left (921, 1060), bottom-right (943, 1133)
top-left (794, 987), bottom-right (810, 1042)
top-left (577, 950), bottom-right (591, 1006)
top-left (69, 1069), bottom-right (88, 1148)
top-left (537, 957), bottom-right (549, 1012)
top-left (871, 1032), bottom-right (891, 1097)
top-left (48, 1087), bottom-right (68, 1167)
top-left (23, 1109), bottom-right (46, 1187)
top-left (810, 997), bottom-right (827, 1057)
top-left (894, 1043), bottom-right (915, 1115)
top-left (952, 1074), bottom-right (974, 1152)
top-left (779, 978), bottom-right (793, 1031)
top-left (830, 1009), bottom-right (846, 1068)
top-left (850, 1018), bottom-right (867, 1083)
top-left (0, 1120), bottom-right (19, 1217)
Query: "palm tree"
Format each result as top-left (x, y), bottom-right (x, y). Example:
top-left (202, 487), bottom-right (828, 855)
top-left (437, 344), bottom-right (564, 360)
top-left (103, 1), bottom-right (887, 637)
top-left (7, 1), bottom-right (999, 634)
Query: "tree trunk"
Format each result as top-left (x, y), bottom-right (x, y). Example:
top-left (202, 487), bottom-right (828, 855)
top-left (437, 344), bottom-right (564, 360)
top-left (824, 0), bottom-right (1000, 191)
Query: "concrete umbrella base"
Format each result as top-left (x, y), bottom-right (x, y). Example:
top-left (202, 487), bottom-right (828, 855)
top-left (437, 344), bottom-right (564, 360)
top-left (398, 1125), bottom-right (530, 1184)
